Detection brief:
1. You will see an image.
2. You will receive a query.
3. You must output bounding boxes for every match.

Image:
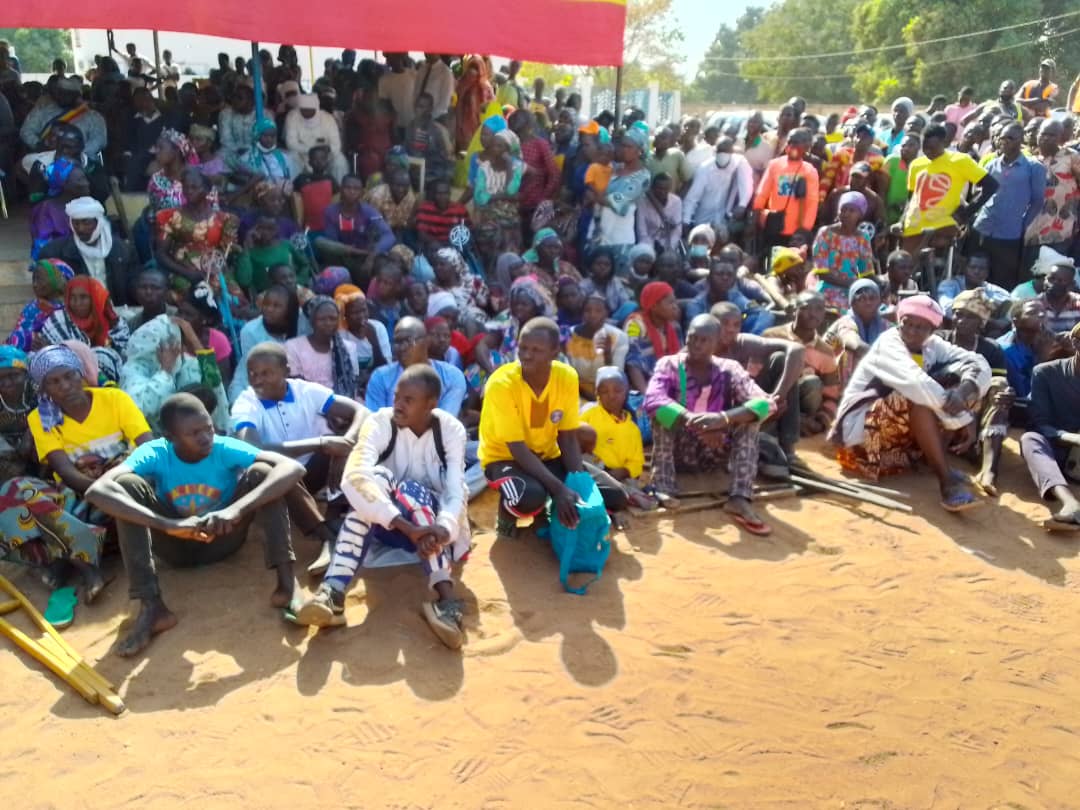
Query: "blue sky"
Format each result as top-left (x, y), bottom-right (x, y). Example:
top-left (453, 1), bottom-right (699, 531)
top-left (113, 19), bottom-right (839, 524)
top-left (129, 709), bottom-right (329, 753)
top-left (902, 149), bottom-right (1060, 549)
top-left (672, 0), bottom-right (751, 78)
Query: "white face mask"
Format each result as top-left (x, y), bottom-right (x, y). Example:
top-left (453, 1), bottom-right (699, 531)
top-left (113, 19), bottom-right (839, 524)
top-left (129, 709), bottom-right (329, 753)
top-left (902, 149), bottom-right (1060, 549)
top-left (715, 152), bottom-right (732, 169)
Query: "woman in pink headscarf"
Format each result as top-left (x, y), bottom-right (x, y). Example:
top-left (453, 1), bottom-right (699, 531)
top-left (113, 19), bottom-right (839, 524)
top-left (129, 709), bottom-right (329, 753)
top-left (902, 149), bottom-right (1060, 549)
top-left (829, 294), bottom-right (991, 511)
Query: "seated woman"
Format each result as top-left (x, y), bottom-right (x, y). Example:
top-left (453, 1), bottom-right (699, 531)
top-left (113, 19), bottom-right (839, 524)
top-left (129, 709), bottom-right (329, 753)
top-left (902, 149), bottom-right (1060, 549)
top-left (522, 228), bottom-right (581, 300)
top-left (555, 277), bottom-right (587, 335)
top-left (148, 129), bottom-right (216, 214)
top-left (235, 212), bottom-right (314, 296)
top-left (336, 285), bottom-right (390, 396)
top-left (8, 259), bottom-right (74, 351)
top-left (155, 167), bottom-right (241, 291)
top-left (938, 288), bottom-right (1013, 495)
top-left (429, 247), bottom-right (490, 334)
top-left (246, 119), bottom-right (298, 191)
top-left (824, 278), bottom-right (890, 388)
top-left (876, 249), bottom-right (918, 313)
top-left (40, 276), bottom-right (129, 384)
top-left (39, 196), bottom-right (142, 306)
top-left (829, 295), bottom-right (990, 511)
top-left (17, 345), bottom-right (153, 597)
top-left (1021, 322), bottom-right (1080, 529)
top-left (472, 129), bottom-right (524, 252)
top-left (580, 247), bottom-right (634, 324)
top-left (644, 314), bottom-right (774, 531)
top-left (228, 283), bottom-right (308, 402)
top-left (624, 281), bottom-right (684, 394)
top-left (812, 190), bottom-right (875, 313)
top-left (177, 280), bottom-right (233, 387)
top-left (314, 173), bottom-right (396, 285)
top-left (465, 276), bottom-right (550, 395)
top-left (285, 297), bottom-right (361, 398)
top-left (564, 293), bottom-right (629, 399)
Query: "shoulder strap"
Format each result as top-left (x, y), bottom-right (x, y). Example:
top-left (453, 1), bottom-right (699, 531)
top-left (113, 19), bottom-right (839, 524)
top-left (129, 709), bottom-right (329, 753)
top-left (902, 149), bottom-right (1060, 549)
top-left (431, 414), bottom-right (447, 474)
top-left (376, 421), bottom-right (398, 465)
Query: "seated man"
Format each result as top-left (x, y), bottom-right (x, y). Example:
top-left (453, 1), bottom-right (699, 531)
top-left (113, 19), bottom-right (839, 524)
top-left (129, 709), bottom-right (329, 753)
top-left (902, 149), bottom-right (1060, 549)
top-left (38, 196), bottom-right (141, 306)
top-left (1022, 323), bottom-right (1080, 529)
top-left (683, 257), bottom-right (774, 336)
top-left (998, 299), bottom-right (1055, 401)
top-left (710, 301), bottom-right (804, 467)
top-left (935, 252), bottom-right (1010, 334)
top-left (365, 316), bottom-right (467, 418)
top-left (479, 317), bottom-right (627, 539)
top-left (644, 314), bottom-right (775, 534)
top-left (231, 343), bottom-right (369, 573)
top-left (293, 366), bottom-right (470, 647)
top-left (86, 393), bottom-right (305, 656)
top-left (762, 292), bottom-right (841, 436)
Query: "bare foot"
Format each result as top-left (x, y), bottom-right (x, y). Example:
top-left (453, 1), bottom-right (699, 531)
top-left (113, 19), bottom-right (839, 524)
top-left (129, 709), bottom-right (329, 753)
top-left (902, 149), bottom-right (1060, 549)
top-left (117, 599), bottom-right (177, 657)
top-left (72, 560), bottom-right (108, 604)
top-left (271, 568), bottom-right (298, 609)
top-left (974, 469), bottom-right (998, 496)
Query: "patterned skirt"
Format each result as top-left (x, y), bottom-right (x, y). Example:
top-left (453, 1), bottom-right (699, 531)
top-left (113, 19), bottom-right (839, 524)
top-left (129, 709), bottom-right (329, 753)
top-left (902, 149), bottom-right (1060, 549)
top-left (0, 477), bottom-right (106, 568)
top-left (836, 391), bottom-right (921, 481)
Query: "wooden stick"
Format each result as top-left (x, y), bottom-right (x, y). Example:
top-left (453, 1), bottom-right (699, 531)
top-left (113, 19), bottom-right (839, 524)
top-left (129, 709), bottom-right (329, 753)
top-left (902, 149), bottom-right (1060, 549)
top-left (788, 474), bottom-right (913, 513)
top-left (793, 467), bottom-right (910, 499)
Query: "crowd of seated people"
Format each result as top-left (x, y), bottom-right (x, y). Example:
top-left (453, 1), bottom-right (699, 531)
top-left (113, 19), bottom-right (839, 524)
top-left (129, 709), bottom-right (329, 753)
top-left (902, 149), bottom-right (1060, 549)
top-left (3, 45), bottom-right (1080, 656)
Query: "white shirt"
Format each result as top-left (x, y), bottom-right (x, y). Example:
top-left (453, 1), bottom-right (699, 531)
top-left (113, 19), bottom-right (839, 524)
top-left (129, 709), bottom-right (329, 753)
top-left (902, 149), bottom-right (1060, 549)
top-left (682, 153), bottom-right (755, 228)
top-left (341, 407), bottom-right (469, 546)
top-left (413, 60), bottom-right (454, 118)
top-left (230, 378), bottom-right (345, 464)
top-left (378, 69), bottom-right (416, 127)
top-left (284, 108), bottom-right (343, 158)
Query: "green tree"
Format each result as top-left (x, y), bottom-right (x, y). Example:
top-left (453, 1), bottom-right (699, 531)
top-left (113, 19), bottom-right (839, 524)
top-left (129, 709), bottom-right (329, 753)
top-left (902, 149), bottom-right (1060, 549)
top-left (689, 7), bottom-right (764, 104)
top-left (849, 0), bottom-right (1048, 103)
top-left (740, 0), bottom-right (859, 102)
top-left (0, 28), bottom-right (72, 74)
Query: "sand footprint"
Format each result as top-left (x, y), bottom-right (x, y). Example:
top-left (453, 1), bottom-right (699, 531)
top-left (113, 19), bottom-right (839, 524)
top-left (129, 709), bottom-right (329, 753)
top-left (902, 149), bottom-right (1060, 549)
top-left (462, 599), bottom-right (523, 658)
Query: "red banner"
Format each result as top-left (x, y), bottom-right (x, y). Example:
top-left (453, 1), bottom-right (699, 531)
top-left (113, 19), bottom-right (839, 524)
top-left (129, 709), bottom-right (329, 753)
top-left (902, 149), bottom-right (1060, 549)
top-left (3, 0), bottom-right (627, 66)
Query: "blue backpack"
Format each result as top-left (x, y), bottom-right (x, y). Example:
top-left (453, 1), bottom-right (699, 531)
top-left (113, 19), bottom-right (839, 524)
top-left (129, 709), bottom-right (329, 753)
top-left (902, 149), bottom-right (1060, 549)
top-left (538, 471), bottom-right (612, 595)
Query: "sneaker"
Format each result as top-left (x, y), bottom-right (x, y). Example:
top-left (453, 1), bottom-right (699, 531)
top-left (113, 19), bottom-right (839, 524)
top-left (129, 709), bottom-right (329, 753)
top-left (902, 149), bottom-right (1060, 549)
top-left (422, 598), bottom-right (464, 649)
top-left (293, 584), bottom-right (346, 628)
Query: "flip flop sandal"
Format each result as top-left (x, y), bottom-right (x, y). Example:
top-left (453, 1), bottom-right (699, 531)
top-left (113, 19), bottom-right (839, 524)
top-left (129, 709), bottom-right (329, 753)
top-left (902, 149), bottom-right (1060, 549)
top-left (940, 489), bottom-right (981, 513)
top-left (43, 587), bottom-right (78, 630)
top-left (730, 512), bottom-right (773, 536)
top-left (1041, 516), bottom-right (1080, 533)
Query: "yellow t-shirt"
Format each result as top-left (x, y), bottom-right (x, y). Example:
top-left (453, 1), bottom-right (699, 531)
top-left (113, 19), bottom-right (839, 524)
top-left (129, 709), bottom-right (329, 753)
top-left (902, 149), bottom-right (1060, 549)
top-left (29, 387), bottom-right (151, 469)
top-left (478, 361), bottom-right (582, 468)
top-left (580, 403), bottom-right (644, 479)
top-left (902, 151), bottom-right (987, 236)
top-left (585, 163), bottom-right (612, 195)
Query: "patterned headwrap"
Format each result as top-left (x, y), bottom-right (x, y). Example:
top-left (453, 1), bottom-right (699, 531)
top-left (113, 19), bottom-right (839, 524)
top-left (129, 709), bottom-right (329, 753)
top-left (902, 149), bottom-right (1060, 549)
top-left (622, 125), bottom-right (649, 155)
top-left (838, 190), bottom-right (868, 216)
top-left (952, 288), bottom-right (994, 325)
top-left (0, 345), bottom-right (28, 370)
top-left (483, 114), bottom-right (508, 134)
top-left (28, 344), bottom-right (85, 432)
top-left (334, 284), bottom-right (364, 330)
top-left (313, 266), bottom-right (352, 296)
top-left (434, 247), bottom-right (469, 281)
top-left (770, 245), bottom-right (808, 276)
top-left (34, 258), bottom-right (75, 300)
top-left (160, 128), bottom-right (199, 165)
top-left (595, 365), bottom-right (628, 389)
top-left (65, 276), bottom-right (117, 347)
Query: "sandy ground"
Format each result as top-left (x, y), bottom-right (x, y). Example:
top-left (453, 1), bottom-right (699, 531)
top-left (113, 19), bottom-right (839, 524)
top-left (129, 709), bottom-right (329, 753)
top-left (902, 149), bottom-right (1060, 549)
top-left (3, 435), bottom-right (1080, 809)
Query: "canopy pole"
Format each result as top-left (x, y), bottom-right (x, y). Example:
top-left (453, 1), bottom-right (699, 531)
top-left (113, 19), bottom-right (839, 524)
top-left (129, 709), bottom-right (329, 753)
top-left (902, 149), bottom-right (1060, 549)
top-left (614, 65), bottom-right (623, 128)
top-left (152, 31), bottom-right (162, 100)
top-left (252, 42), bottom-right (264, 123)
top-left (308, 46), bottom-right (315, 89)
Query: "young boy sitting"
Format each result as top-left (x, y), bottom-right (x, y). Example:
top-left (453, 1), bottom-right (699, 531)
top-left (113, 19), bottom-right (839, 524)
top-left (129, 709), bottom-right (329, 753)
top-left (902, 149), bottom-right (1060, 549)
top-left (293, 365), bottom-right (470, 648)
top-left (293, 145), bottom-right (338, 235)
top-left (86, 393), bottom-right (305, 657)
top-left (235, 213), bottom-right (314, 296)
top-left (579, 366), bottom-right (655, 510)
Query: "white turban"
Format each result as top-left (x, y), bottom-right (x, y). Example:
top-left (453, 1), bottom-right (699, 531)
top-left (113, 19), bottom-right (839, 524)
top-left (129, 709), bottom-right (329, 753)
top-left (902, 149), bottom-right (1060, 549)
top-left (298, 93), bottom-right (319, 111)
top-left (64, 196), bottom-right (112, 285)
top-left (892, 97), bottom-right (914, 116)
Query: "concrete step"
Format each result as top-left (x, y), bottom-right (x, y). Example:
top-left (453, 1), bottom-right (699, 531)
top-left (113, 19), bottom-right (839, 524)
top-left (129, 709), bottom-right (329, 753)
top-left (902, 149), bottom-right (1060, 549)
top-left (0, 259), bottom-right (33, 338)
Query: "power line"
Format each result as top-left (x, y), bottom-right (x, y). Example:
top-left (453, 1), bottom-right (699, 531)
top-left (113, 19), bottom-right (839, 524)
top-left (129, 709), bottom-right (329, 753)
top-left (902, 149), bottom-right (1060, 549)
top-left (700, 8), bottom-right (1080, 63)
top-left (703, 25), bottom-right (1080, 80)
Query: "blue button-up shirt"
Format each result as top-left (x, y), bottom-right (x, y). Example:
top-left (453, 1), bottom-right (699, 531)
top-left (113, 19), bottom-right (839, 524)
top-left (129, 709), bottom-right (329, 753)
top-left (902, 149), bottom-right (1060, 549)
top-left (973, 153), bottom-right (1046, 240)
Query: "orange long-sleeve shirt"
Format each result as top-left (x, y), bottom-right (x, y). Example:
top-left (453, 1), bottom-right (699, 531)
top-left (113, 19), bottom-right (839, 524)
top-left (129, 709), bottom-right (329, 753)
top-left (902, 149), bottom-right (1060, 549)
top-left (752, 156), bottom-right (820, 236)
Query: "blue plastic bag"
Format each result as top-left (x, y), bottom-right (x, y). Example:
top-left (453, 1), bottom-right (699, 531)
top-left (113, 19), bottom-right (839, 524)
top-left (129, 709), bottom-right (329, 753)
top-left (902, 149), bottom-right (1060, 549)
top-left (538, 471), bottom-right (612, 595)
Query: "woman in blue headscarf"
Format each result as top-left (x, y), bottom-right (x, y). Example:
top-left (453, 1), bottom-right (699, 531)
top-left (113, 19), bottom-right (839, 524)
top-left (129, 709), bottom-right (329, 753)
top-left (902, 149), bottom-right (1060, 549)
top-left (593, 124), bottom-right (652, 275)
top-left (247, 119), bottom-right (297, 188)
top-left (824, 277), bottom-right (890, 388)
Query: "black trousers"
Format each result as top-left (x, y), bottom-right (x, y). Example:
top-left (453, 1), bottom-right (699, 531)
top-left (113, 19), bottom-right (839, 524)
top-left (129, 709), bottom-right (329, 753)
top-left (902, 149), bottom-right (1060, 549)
top-left (485, 458), bottom-right (628, 517)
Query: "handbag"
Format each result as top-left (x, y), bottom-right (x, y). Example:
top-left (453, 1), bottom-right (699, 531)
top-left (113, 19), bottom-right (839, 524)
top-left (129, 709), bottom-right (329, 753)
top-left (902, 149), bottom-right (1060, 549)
top-left (537, 471), bottom-right (612, 595)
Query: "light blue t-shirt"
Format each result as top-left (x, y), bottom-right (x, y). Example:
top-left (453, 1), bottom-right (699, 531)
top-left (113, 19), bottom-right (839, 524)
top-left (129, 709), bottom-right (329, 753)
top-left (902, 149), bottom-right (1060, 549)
top-left (365, 360), bottom-right (466, 416)
top-left (125, 435), bottom-right (261, 516)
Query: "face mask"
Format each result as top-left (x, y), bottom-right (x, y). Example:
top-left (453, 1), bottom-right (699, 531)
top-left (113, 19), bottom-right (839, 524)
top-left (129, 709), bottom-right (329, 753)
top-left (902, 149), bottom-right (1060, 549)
top-left (689, 244), bottom-right (709, 258)
top-left (715, 153), bottom-right (732, 169)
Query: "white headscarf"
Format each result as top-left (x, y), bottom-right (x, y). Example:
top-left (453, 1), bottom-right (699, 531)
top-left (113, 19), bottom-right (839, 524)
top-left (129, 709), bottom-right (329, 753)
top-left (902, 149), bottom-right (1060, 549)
top-left (297, 94), bottom-right (322, 130)
top-left (64, 196), bottom-right (112, 287)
